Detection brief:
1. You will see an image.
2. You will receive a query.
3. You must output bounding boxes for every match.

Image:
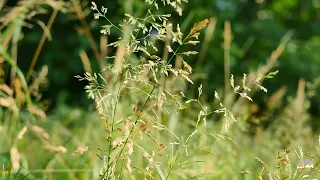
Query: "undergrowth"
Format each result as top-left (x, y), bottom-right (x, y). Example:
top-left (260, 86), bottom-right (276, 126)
top-left (75, 1), bottom-right (291, 179)
top-left (0, 0), bottom-right (319, 180)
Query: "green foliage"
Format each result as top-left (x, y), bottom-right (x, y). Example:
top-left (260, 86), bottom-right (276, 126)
top-left (0, 0), bottom-right (319, 179)
top-left (73, 1), bottom-right (292, 179)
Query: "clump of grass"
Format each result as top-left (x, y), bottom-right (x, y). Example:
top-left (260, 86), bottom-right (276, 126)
top-left (0, 0), bottom-right (68, 178)
top-left (76, 1), bottom-right (278, 179)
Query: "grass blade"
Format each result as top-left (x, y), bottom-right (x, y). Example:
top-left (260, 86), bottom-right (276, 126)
top-left (135, 144), bottom-right (166, 180)
top-left (153, 163), bottom-right (166, 180)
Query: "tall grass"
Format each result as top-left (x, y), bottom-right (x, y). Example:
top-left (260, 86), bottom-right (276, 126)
top-left (75, 1), bottom-right (294, 179)
top-left (0, 0), bottom-right (319, 180)
top-left (0, 0), bottom-right (67, 178)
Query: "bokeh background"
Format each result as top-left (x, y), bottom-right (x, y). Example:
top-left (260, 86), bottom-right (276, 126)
top-left (0, 0), bottom-right (320, 179)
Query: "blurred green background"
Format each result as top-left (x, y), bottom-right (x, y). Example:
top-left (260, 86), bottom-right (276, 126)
top-left (4, 0), bottom-right (320, 112)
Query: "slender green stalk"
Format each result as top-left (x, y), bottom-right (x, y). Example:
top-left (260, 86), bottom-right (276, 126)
top-left (166, 37), bottom-right (188, 65)
top-left (106, 82), bottom-right (123, 178)
top-left (166, 146), bottom-right (184, 178)
top-left (101, 85), bottom-right (156, 179)
top-left (133, 0), bottom-right (156, 38)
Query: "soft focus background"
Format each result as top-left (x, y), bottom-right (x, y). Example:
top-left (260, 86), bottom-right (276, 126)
top-left (0, 0), bottom-right (320, 179)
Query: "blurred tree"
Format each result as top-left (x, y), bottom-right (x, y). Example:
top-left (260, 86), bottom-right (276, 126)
top-left (2, 0), bottom-right (319, 120)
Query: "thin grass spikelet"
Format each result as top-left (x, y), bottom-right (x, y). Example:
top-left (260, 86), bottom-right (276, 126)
top-left (72, 146), bottom-right (89, 156)
top-left (143, 151), bottom-right (156, 172)
top-left (16, 126), bottom-right (27, 140)
top-left (188, 19), bottom-right (209, 37)
top-left (0, 84), bottom-right (13, 96)
top-left (27, 105), bottom-right (46, 119)
top-left (10, 146), bottom-right (21, 173)
top-left (255, 157), bottom-right (265, 165)
top-left (32, 125), bottom-right (50, 140)
top-left (259, 166), bottom-right (265, 180)
top-left (126, 137), bottom-right (134, 173)
top-left (112, 138), bottom-right (124, 149)
top-left (0, 97), bottom-right (15, 108)
top-left (240, 170), bottom-right (251, 174)
top-left (44, 145), bottom-right (67, 153)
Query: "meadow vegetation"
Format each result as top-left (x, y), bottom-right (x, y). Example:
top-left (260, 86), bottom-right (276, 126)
top-left (0, 0), bottom-right (320, 179)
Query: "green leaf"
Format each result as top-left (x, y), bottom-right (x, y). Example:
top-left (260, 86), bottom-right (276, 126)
top-left (153, 163), bottom-right (166, 180)
top-left (265, 70), bottom-right (279, 78)
top-left (134, 144), bottom-right (166, 180)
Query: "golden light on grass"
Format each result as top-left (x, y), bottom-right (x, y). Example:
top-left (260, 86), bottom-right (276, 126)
top-left (198, 17), bottom-right (217, 67)
top-left (114, 43), bottom-right (126, 72)
top-left (32, 125), bottom-right (50, 140)
top-left (17, 126), bottom-right (27, 140)
top-left (224, 20), bottom-right (231, 98)
top-left (79, 50), bottom-right (93, 74)
top-left (72, 146), bottom-right (89, 156)
top-left (10, 146), bottom-right (21, 173)
top-left (13, 77), bottom-right (25, 105)
top-left (0, 97), bottom-right (14, 107)
top-left (44, 145), bottom-right (68, 153)
top-left (0, 84), bottom-right (13, 96)
top-left (28, 105), bottom-right (46, 119)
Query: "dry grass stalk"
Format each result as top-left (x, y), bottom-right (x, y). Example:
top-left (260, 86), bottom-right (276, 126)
top-left (158, 23), bottom-right (173, 123)
top-left (26, 8), bottom-right (59, 81)
top-left (126, 137), bottom-right (134, 173)
top-left (27, 105), bottom-right (46, 119)
top-left (100, 35), bottom-right (108, 59)
top-left (293, 79), bottom-right (305, 121)
top-left (0, 0), bottom-right (66, 81)
top-left (44, 145), bottom-right (67, 153)
top-left (0, 97), bottom-right (14, 107)
top-left (224, 20), bottom-right (231, 99)
top-left (267, 86), bottom-right (287, 109)
top-left (79, 50), bottom-right (93, 74)
top-left (114, 43), bottom-right (126, 72)
top-left (99, 35), bottom-right (109, 80)
top-left (255, 157), bottom-right (266, 165)
top-left (248, 31), bottom-right (294, 88)
top-left (71, 0), bottom-right (101, 62)
top-left (13, 77), bottom-right (25, 106)
top-left (72, 146), bottom-right (89, 156)
top-left (230, 31), bottom-right (293, 126)
top-left (32, 125), bottom-right (50, 140)
top-left (10, 146), bottom-right (21, 172)
top-left (198, 17), bottom-right (217, 66)
top-left (189, 19), bottom-right (209, 37)
top-left (17, 126), bottom-right (28, 140)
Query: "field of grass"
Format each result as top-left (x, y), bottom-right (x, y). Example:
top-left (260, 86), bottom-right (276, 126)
top-left (0, 0), bottom-right (320, 179)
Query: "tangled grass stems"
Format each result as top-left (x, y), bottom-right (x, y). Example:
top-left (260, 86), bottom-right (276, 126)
top-left (101, 85), bottom-right (156, 179)
top-left (0, 46), bottom-right (32, 105)
top-left (84, 1), bottom-right (280, 179)
top-left (105, 82), bottom-right (123, 178)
